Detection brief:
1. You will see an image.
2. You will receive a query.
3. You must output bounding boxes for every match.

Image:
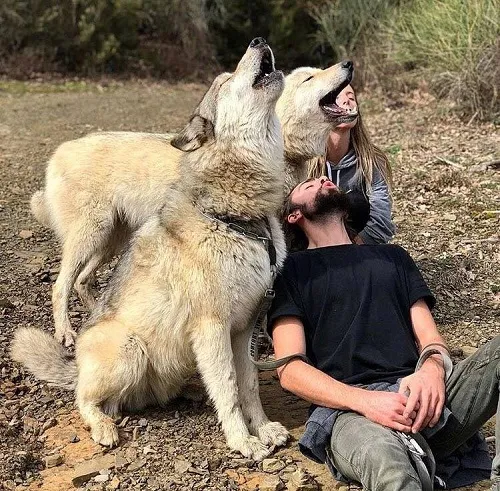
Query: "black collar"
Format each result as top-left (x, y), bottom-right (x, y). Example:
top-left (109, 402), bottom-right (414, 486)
top-left (196, 207), bottom-right (277, 269)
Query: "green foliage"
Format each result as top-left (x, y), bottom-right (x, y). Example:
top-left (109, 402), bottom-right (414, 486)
top-left (386, 0), bottom-right (500, 120)
top-left (0, 0), bottom-right (498, 119)
top-left (208, 0), bottom-right (327, 71)
top-left (0, 0), bottom-right (216, 77)
top-left (311, 0), bottom-right (500, 120)
top-left (309, 0), bottom-right (399, 62)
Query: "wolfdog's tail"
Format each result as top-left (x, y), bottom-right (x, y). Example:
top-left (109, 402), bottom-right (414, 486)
top-left (30, 190), bottom-right (51, 227)
top-left (11, 327), bottom-right (77, 390)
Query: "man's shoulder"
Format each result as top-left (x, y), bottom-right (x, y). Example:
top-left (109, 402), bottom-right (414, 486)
top-left (282, 244), bottom-right (411, 269)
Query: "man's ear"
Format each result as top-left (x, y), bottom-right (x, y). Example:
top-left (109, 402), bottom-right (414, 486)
top-left (170, 115), bottom-right (215, 152)
top-left (287, 210), bottom-right (301, 224)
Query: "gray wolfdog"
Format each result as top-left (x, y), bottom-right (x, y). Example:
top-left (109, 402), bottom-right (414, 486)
top-left (28, 53), bottom-right (354, 347)
top-left (12, 38), bottom-right (289, 460)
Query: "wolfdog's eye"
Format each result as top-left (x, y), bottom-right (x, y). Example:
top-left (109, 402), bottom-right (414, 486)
top-left (302, 76), bottom-right (314, 83)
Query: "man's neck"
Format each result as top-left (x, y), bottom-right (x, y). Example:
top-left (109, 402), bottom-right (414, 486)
top-left (304, 216), bottom-right (352, 249)
top-left (326, 128), bottom-right (351, 165)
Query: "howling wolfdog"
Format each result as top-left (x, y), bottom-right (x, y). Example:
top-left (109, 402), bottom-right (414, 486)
top-left (12, 38), bottom-right (289, 460)
top-left (29, 57), bottom-right (354, 346)
top-left (276, 61), bottom-right (356, 192)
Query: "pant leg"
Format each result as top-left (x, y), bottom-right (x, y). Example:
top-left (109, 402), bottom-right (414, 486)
top-left (426, 335), bottom-right (500, 479)
top-left (329, 412), bottom-right (422, 491)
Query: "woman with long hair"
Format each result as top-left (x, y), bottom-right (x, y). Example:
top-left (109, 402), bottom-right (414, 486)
top-left (307, 85), bottom-right (394, 244)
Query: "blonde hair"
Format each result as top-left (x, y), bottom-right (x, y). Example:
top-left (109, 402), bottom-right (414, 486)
top-left (306, 111), bottom-right (392, 194)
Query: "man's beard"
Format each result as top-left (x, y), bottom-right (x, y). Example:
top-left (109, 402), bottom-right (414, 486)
top-left (300, 187), bottom-right (350, 222)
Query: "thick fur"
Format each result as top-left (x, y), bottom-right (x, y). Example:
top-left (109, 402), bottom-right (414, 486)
top-left (29, 62), bottom-right (352, 346)
top-left (13, 42), bottom-right (289, 460)
top-left (276, 64), bottom-right (355, 192)
top-left (11, 327), bottom-right (77, 389)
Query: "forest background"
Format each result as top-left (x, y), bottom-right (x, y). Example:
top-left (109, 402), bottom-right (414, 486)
top-left (0, 0), bottom-right (498, 120)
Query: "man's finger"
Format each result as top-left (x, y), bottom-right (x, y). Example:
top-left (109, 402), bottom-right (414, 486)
top-left (393, 412), bottom-right (414, 427)
top-left (403, 388), bottom-right (419, 418)
top-left (412, 390), bottom-right (431, 433)
top-left (429, 394), bottom-right (445, 427)
top-left (388, 420), bottom-right (413, 433)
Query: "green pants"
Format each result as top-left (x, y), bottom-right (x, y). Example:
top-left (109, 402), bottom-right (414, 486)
top-left (328, 335), bottom-right (500, 490)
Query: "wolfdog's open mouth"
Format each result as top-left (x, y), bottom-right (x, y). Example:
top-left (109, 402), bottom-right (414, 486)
top-left (253, 47), bottom-right (279, 88)
top-left (319, 73), bottom-right (357, 119)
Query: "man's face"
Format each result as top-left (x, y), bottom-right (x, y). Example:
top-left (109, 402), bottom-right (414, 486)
top-left (288, 177), bottom-right (350, 223)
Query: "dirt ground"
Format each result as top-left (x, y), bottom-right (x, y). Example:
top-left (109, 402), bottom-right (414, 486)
top-left (0, 79), bottom-right (499, 491)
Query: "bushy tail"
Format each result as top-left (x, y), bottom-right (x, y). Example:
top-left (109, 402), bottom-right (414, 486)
top-left (30, 190), bottom-right (51, 227)
top-left (11, 327), bottom-right (77, 390)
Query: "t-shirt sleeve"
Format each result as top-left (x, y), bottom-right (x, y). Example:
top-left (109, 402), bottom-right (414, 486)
top-left (267, 261), bottom-right (305, 334)
top-left (397, 246), bottom-right (436, 310)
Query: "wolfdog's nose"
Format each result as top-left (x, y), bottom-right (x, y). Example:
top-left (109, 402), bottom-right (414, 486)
top-left (249, 37), bottom-right (267, 48)
top-left (342, 60), bottom-right (354, 70)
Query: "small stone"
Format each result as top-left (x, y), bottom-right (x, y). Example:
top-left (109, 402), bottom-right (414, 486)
top-left (42, 417), bottom-right (57, 433)
top-left (3, 480), bottom-right (16, 491)
top-left (107, 476), bottom-right (120, 490)
top-left (138, 418), bottom-right (148, 427)
top-left (208, 457), bottom-right (222, 471)
top-left (259, 474), bottom-right (284, 491)
top-left (285, 468), bottom-right (318, 491)
top-left (143, 445), bottom-right (156, 455)
top-left (262, 458), bottom-right (286, 473)
top-left (174, 457), bottom-right (191, 474)
top-left (443, 213), bottom-right (457, 221)
top-left (45, 453), bottom-right (63, 468)
top-left (94, 474), bottom-right (110, 483)
top-left (19, 229), bottom-right (33, 239)
top-left (132, 426), bottom-right (140, 440)
top-left (127, 459), bottom-right (146, 472)
top-left (115, 454), bottom-right (128, 469)
top-left (125, 447), bottom-right (138, 462)
top-left (461, 345), bottom-right (478, 358)
top-left (69, 433), bottom-right (80, 443)
top-left (72, 454), bottom-right (115, 487)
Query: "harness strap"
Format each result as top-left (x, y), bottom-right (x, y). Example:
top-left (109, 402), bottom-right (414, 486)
top-left (247, 288), bottom-right (311, 370)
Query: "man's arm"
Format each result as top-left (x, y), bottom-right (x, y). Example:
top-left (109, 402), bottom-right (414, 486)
top-left (273, 316), bottom-right (415, 432)
top-left (399, 298), bottom-right (448, 433)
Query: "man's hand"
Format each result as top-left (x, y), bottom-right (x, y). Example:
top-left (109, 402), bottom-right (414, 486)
top-left (358, 391), bottom-right (416, 432)
top-left (398, 357), bottom-right (445, 433)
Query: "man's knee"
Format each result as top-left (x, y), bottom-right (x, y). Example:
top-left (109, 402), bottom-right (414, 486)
top-left (357, 432), bottom-right (422, 490)
top-left (331, 415), bottom-right (422, 490)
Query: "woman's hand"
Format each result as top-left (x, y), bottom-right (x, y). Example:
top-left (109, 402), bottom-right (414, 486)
top-left (398, 357), bottom-right (445, 433)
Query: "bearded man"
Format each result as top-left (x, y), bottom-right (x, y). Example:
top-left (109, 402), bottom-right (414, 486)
top-left (269, 176), bottom-right (499, 490)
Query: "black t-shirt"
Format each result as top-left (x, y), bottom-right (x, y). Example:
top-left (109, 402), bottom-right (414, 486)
top-left (268, 244), bottom-right (436, 386)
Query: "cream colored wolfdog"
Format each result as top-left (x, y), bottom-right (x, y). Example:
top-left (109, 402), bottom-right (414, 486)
top-left (278, 60), bottom-right (357, 190)
top-left (12, 38), bottom-right (289, 460)
top-left (30, 56), bottom-right (354, 346)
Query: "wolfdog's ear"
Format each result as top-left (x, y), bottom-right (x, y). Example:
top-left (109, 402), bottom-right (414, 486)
top-left (170, 115), bottom-right (215, 152)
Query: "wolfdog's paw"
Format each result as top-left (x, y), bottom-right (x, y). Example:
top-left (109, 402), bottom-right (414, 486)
top-left (229, 435), bottom-right (271, 461)
top-left (91, 421), bottom-right (119, 448)
top-left (55, 327), bottom-right (77, 348)
top-left (257, 421), bottom-right (289, 447)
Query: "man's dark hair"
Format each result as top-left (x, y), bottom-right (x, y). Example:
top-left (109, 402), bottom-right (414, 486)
top-left (281, 189), bottom-right (309, 252)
